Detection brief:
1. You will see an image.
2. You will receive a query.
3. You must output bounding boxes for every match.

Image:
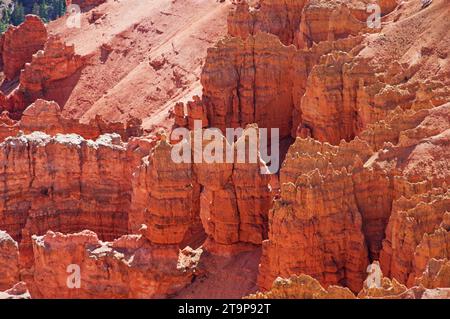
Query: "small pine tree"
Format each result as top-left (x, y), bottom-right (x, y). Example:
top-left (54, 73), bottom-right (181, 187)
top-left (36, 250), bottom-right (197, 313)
top-left (39, 0), bottom-right (48, 22)
top-left (32, 2), bottom-right (40, 16)
top-left (11, 2), bottom-right (25, 26)
top-left (59, 0), bottom-right (66, 17)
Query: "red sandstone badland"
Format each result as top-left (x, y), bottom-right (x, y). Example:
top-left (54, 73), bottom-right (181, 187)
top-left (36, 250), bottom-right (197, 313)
top-left (0, 0), bottom-right (449, 299)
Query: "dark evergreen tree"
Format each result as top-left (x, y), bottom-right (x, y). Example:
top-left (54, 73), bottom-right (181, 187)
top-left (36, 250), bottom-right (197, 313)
top-left (11, 2), bottom-right (25, 26)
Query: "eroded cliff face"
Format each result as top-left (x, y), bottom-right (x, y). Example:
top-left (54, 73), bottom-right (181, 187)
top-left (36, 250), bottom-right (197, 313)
top-left (29, 230), bottom-right (201, 298)
top-left (0, 15), bottom-right (47, 81)
top-left (0, 0), bottom-right (449, 299)
top-left (0, 230), bottom-right (19, 290)
top-left (0, 131), bottom-right (135, 280)
top-left (250, 259), bottom-right (450, 299)
top-left (131, 126), bottom-right (272, 252)
top-left (130, 136), bottom-right (202, 246)
top-left (19, 99), bottom-right (143, 141)
top-left (257, 136), bottom-right (385, 292)
top-left (17, 36), bottom-right (84, 111)
top-left (228, 0), bottom-right (308, 46)
top-left (259, 98), bottom-right (449, 292)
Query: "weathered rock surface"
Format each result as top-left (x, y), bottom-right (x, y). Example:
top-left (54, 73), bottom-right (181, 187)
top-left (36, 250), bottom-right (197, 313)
top-left (258, 136), bottom-right (391, 292)
top-left (130, 136), bottom-right (201, 246)
top-left (194, 126), bottom-right (272, 248)
top-left (0, 0), bottom-right (448, 300)
top-left (416, 258), bottom-right (450, 289)
top-left (248, 274), bottom-right (356, 299)
top-left (0, 111), bottom-right (19, 141)
top-left (29, 230), bottom-right (201, 298)
top-left (200, 31), bottom-right (361, 140)
top-left (0, 282), bottom-right (31, 299)
top-left (0, 15), bottom-right (47, 81)
top-left (251, 258), bottom-right (450, 299)
top-left (296, 0), bottom-right (369, 49)
top-left (0, 230), bottom-right (19, 290)
top-left (0, 132), bottom-right (131, 242)
top-left (16, 35), bottom-right (84, 112)
top-left (0, 132), bottom-right (134, 276)
top-left (228, 0), bottom-right (398, 49)
top-left (132, 126), bottom-right (272, 250)
top-left (201, 32), bottom-right (296, 139)
top-left (380, 189), bottom-right (450, 286)
top-left (19, 99), bottom-right (142, 141)
top-left (228, 0), bottom-right (308, 46)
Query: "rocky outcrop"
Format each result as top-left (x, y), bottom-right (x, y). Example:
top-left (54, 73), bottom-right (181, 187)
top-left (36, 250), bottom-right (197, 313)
top-left (228, 0), bottom-right (308, 46)
top-left (201, 32), bottom-right (297, 139)
top-left (0, 282), bottom-right (30, 299)
top-left (258, 137), bottom-right (379, 292)
top-left (29, 230), bottom-right (201, 298)
top-left (0, 132), bottom-right (134, 275)
top-left (260, 100), bottom-right (449, 292)
top-left (0, 132), bottom-right (131, 242)
top-left (200, 31), bottom-right (362, 140)
top-left (173, 96), bottom-right (209, 130)
top-left (0, 230), bottom-right (19, 290)
top-left (251, 258), bottom-right (449, 299)
top-left (228, 0), bottom-right (397, 49)
top-left (19, 99), bottom-right (142, 141)
top-left (0, 15), bottom-right (47, 81)
top-left (132, 126), bottom-right (272, 252)
top-left (130, 136), bottom-right (202, 246)
top-left (247, 274), bottom-right (356, 299)
top-left (416, 258), bottom-right (450, 289)
top-left (10, 35), bottom-right (84, 115)
top-left (0, 111), bottom-right (19, 141)
top-left (195, 127), bottom-right (272, 249)
top-left (379, 190), bottom-right (450, 286)
top-left (296, 0), bottom-right (369, 49)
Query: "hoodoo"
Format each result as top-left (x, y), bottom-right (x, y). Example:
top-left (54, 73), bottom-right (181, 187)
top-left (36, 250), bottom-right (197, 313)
top-left (0, 0), bottom-right (448, 300)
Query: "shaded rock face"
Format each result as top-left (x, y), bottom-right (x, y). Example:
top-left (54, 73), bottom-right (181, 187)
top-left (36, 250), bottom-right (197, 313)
top-left (257, 137), bottom-right (381, 292)
top-left (130, 138), bottom-right (202, 246)
top-left (29, 230), bottom-right (201, 298)
top-left (131, 127), bottom-right (272, 251)
top-left (228, 0), bottom-right (308, 46)
top-left (228, 0), bottom-right (398, 48)
top-left (201, 33), bottom-right (297, 139)
top-left (16, 36), bottom-right (84, 112)
top-left (258, 98), bottom-right (450, 292)
top-left (0, 15), bottom-right (47, 81)
top-left (195, 128), bottom-right (272, 248)
top-left (199, 31), bottom-right (361, 140)
top-left (0, 230), bottom-right (19, 290)
top-left (295, 0), bottom-right (378, 49)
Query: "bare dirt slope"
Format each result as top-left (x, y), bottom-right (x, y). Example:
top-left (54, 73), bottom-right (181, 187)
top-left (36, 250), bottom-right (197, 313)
top-left (48, 0), bottom-right (231, 132)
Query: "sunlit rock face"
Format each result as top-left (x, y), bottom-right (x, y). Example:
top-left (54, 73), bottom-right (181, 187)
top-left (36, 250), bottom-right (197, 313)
top-left (0, 0), bottom-right (448, 299)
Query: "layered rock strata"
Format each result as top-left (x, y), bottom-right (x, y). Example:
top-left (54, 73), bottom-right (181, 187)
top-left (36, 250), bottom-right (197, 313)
top-left (29, 230), bottom-right (201, 298)
top-left (0, 15), bottom-right (47, 81)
